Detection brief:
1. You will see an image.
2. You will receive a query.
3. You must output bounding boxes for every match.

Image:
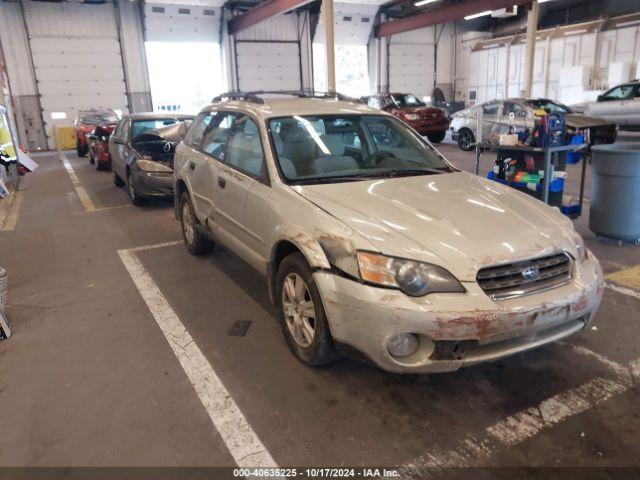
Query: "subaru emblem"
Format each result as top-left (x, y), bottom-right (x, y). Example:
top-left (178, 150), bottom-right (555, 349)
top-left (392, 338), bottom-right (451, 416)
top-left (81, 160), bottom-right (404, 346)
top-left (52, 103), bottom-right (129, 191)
top-left (522, 266), bottom-right (539, 281)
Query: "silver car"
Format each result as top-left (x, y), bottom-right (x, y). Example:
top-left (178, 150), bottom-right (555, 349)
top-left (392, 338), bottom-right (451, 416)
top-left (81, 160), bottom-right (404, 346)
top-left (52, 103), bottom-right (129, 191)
top-left (173, 92), bottom-right (603, 374)
top-left (572, 80), bottom-right (640, 131)
top-left (450, 98), bottom-right (617, 151)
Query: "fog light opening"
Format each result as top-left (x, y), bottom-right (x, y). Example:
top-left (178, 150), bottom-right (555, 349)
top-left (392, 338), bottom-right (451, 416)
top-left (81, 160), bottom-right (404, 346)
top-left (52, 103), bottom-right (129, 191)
top-left (387, 333), bottom-right (419, 358)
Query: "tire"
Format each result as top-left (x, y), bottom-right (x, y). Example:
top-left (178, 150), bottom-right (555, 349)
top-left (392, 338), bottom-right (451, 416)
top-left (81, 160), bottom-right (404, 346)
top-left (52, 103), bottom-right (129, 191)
top-left (180, 192), bottom-right (214, 255)
top-left (427, 130), bottom-right (447, 143)
top-left (113, 170), bottom-right (125, 187)
top-left (77, 142), bottom-right (88, 157)
top-left (457, 128), bottom-right (475, 151)
top-left (127, 171), bottom-right (146, 206)
top-left (276, 252), bottom-right (339, 366)
top-left (89, 152), bottom-right (95, 165)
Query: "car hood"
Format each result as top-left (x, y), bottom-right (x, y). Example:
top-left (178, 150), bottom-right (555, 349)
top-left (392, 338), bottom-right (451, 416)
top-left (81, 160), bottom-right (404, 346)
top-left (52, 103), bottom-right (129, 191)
top-left (390, 106), bottom-right (444, 116)
top-left (295, 172), bottom-right (577, 281)
top-left (564, 113), bottom-right (612, 128)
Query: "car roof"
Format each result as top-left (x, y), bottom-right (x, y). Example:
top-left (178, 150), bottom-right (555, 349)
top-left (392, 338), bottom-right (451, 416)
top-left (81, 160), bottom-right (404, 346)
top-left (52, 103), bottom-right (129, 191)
top-left (201, 97), bottom-right (380, 119)
top-left (128, 112), bottom-right (195, 121)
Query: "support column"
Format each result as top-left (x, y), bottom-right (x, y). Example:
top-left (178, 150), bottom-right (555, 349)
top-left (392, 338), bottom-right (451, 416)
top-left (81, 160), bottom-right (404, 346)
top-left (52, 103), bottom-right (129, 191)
top-left (323, 0), bottom-right (335, 92)
top-left (523, 0), bottom-right (539, 97)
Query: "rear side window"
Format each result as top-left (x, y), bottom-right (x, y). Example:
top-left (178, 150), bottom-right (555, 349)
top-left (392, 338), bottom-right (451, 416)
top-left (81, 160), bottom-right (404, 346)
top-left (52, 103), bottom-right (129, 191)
top-left (201, 112), bottom-right (236, 159)
top-left (225, 116), bottom-right (265, 178)
top-left (113, 118), bottom-right (126, 138)
top-left (602, 85), bottom-right (634, 101)
top-left (482, 103), bottom-right (500, 115)
top-left (184, 113), bottom-right (213, 148)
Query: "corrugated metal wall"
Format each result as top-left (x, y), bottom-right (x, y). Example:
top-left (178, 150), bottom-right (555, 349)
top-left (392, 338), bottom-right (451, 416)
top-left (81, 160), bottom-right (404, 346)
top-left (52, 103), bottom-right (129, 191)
top-left (462, 24), bottom-right (640, 106)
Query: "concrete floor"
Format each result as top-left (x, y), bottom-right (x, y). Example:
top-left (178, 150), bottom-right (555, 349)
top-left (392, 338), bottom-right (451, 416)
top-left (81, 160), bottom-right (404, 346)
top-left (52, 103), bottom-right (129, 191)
top-left (0, 137), bottom-right (639, 477)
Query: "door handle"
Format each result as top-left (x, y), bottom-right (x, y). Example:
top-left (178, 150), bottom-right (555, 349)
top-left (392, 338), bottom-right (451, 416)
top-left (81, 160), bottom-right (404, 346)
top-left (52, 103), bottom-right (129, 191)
top-left (218, 177), bottom-right (226, 189)
top-left (189, 161), bottom-right (195, 170)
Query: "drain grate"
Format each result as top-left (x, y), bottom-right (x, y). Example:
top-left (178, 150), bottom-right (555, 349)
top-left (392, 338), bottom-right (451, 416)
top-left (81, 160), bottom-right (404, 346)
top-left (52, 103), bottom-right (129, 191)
top-left (227, 320), bottom-right (252, 337)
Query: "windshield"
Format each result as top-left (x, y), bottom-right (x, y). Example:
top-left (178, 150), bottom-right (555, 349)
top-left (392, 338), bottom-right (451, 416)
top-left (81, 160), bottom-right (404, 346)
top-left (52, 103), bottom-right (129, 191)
top-left (525, 99), bottom-right (573, 114)
top-left (132, 119), bottom-right (183, 140)
top-left (389, 94), bottom-right (426, 108)
top-left (269, 114), bottom-right (452, 184)
top-left (79, 111), bottom-right (119, 124)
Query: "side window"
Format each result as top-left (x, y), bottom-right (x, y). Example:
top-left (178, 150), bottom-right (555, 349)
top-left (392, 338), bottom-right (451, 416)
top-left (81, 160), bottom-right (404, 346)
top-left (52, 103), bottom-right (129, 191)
top-left (201, 112), bottom-right (235, 159)
top-left (503, 102), bottom-right (527, 118)
top-left (225, 116), bottom-right (265, 178)
top-left (113, 118), bottom-right (126, 139)
top-left (482, 102), bottom-right (500, 116)
top-left (184, 113), bottom-right (213, 149)
top-left (602, 85), bottom-right (634, 101)
top-left (634, 85), bottom-right (640, 98)
top-left (121, 118), bottom-right (131, 142)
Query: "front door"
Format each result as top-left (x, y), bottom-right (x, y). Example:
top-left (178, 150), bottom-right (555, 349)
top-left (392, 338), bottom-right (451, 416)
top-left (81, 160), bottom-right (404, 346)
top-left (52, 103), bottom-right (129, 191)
top-left (590, 85), bottom-right (634, 126)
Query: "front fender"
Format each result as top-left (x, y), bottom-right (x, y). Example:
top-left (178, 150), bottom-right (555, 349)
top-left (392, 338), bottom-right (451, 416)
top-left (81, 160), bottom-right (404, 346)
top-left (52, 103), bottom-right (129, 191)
top-left (272, 225), bottom-right (331, 270)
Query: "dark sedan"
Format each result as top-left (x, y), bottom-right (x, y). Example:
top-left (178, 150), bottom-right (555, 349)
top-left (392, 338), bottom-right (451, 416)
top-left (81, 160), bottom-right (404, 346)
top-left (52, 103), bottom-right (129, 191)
top-left (109, 113), bottom-right (194, 205)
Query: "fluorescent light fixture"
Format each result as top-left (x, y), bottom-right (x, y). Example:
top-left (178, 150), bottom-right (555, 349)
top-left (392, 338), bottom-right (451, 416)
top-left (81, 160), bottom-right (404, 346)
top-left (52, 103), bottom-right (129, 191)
top-left (564, 28), bottom-right (588, 35)
top-left (616, 19), bottom-right (640, 28)
top-left (465, 10), bottom-right (492, 20)
top-left (50, 112), bottom-right (67, 120)
top-left (414, 0), bottom-right (438, 6)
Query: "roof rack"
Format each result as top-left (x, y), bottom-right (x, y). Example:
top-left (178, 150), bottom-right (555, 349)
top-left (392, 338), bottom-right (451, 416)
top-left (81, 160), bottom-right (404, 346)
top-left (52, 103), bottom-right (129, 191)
top-left (211, 90), bottom-right (359, 104)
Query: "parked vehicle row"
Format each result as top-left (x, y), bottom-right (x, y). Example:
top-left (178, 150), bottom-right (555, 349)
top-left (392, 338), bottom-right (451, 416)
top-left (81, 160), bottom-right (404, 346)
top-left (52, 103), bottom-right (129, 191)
top-left (449, 98), bottom-right (617, 151)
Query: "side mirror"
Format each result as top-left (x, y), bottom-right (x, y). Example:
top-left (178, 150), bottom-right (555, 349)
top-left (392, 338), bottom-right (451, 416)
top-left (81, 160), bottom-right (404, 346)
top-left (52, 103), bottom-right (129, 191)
top-left (112, 137), bottom-right (123, 145)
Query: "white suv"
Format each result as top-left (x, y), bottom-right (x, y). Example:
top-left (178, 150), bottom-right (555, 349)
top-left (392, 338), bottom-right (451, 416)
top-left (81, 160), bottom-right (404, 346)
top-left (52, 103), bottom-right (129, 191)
top-left (173, 92), bottom-right (603, 374)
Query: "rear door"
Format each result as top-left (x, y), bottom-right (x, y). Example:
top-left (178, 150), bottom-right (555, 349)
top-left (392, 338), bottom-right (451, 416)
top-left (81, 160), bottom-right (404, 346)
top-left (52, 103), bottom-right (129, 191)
top-left (213, 114), bottom-right (270, 266)
top-left (590, 85), bottom-right (634, 125)
top-left (109, 117), bottom-right (129, 179)
top-left (181, 112), bottom-right (215, 219)
top-left (500, 101), bottom-right (530, 134)
top-left (480, 102), bottom-right (501, 140)
top-left (626, 85), bottom-right (640, 129)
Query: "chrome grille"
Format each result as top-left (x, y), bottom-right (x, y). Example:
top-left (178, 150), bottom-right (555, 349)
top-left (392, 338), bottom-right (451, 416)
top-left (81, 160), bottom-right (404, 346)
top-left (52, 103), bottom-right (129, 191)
top-left (477, 252), bottom-right (573, 300)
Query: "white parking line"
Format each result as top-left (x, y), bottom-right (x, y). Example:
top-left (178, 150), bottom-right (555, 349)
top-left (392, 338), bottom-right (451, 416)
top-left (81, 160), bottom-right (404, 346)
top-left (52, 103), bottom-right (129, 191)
top-left (405, 354), bottom-right (639, 473)
top-left (606, 282), bottom-right (640, 300)
top-left (118, 242), bottom-right (278, 469)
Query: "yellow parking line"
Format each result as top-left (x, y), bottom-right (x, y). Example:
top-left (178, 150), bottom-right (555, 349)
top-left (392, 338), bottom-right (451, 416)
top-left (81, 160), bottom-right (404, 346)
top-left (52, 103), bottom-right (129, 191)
top-left (60, 153), bottom-right (97, 212)
top-left (0, 190), bottom-right (23, 231)
top-left (606, 265), bottom-right (640, 292)
top-left (59, 152), bottom-right (132, 213)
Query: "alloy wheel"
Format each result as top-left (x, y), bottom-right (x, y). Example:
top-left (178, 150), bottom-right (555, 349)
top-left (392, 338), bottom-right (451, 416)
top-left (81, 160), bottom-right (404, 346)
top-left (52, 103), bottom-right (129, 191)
top-left (282, 273), bottom-right (316, 348)
top-left (182, 201), bottom-right (195, 245)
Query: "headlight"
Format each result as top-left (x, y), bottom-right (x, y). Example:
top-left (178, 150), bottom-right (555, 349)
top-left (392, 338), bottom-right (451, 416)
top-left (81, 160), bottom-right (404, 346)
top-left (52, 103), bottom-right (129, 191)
top-left (572, 231), bottom-right (587, 262)
top-left (404, 114), bottom-right (420, 121)
top-left (356, 251), bottom-right (465, 297)
top-left (137, 159), bottom-right (172, 173)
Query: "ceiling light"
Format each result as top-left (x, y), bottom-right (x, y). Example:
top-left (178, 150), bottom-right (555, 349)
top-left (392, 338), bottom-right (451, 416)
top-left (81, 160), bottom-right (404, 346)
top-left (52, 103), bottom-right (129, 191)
top-left (414, 0), bottom-right (438, 6)
top-left (563, 28), bottom-right (588, 35)
top-left (465, 10), bottom-right (492, 20)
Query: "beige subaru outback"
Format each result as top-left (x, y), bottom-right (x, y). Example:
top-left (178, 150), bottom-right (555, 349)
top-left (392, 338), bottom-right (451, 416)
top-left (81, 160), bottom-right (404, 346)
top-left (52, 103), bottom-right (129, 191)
top-left (173, 92), bottom-right (604, 374)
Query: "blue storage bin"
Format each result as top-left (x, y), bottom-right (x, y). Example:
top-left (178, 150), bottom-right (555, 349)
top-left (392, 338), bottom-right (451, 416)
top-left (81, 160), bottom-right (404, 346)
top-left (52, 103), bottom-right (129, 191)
top-left (566, 134), bottom-right (584, 164)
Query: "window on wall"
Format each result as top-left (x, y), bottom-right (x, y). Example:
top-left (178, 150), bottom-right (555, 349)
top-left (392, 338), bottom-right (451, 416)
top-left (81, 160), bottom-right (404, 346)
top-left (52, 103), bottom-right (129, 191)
top-left (145, 42), bottom-right (226, 114)
top-left (313, 44), bottom-right (370, 97)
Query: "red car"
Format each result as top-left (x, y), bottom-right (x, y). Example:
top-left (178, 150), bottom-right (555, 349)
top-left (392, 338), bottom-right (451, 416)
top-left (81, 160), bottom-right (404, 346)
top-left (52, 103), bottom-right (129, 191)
top-left (362, 93), bottom-right (450, 143)
top-left (88, 124), bottom-right (116, 170)
top-left (74, 109), bottom-right (119, 157)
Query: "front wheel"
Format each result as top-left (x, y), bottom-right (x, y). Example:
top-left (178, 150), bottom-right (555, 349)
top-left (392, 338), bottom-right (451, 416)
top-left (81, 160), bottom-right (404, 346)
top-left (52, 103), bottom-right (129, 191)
top-left (457, 128), bottom-right (475, 151)
top-left (276, 253), bottom-right (339, 366)
top-left (127, 171), bottom-right (146, 206)
top-left (180, 192), bottom-right (214, 255)
top-left (427, 130), bottom-right (447, 143)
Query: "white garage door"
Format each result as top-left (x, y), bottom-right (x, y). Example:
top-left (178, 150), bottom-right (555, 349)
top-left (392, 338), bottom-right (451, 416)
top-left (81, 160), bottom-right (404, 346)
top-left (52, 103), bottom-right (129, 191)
top-left (389, 44), bottom-right (435, 99)
top-left (236, 41), bottom-right (301, 92)
top-left (23, 2), bottom-right (127, 148)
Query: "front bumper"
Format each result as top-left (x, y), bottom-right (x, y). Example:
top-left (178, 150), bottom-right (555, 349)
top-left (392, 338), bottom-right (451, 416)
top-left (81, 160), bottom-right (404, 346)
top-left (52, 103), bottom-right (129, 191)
top-left (133, 170), bottom-right (173, 198)
top-left (314, 254), bottom-right (604, 373)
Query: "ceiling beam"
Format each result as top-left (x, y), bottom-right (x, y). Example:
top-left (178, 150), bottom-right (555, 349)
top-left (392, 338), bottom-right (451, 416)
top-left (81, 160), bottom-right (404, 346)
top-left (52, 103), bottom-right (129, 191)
top-left (228, 0), bottom-right (313, 34)
top-left (375, 0), bottom-right (533, 38)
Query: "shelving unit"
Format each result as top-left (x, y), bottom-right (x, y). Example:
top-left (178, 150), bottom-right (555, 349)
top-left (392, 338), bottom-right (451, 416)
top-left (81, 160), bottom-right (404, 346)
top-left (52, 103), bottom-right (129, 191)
top-left (474, 142), bottom-right (588, 219)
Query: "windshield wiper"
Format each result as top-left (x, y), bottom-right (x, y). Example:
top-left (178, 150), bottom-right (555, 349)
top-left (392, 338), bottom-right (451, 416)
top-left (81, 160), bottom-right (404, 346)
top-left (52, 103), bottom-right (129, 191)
top-left (365, 167), bottom-right (450, 178)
